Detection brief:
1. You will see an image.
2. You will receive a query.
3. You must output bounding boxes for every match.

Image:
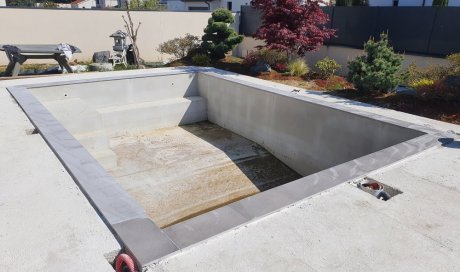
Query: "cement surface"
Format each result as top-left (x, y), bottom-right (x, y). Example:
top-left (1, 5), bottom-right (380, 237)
top-left (146, 141), bottom-right (460, 272)
top-left (1, 68), bottom-right (460, 271)
top-left (0, 87), bottom-right (120, 271)
top-left (108, 121), bottom-right (300, 228)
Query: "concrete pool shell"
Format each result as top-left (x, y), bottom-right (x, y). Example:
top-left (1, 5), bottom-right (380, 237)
top-left (7, 67), bottom-right (452, 269)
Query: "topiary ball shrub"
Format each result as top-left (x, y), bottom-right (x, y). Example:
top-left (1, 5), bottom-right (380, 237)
top-left (192, 53), bottom-right (211, 66)
top-left (201, 8), bottom-right (244, 60)
top-left (347, 33), bottom-right (404, 93)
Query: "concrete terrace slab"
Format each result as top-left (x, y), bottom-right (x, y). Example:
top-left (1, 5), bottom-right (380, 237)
top-left (1, 67), bottom-right (459, 272)
top-left (0, 88), bottom-right (120, 271)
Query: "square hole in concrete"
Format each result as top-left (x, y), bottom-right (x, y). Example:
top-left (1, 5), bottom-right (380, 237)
top-left (351, 177), bottom-right (403, 201)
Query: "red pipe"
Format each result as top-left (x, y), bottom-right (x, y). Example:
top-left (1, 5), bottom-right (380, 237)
top-left (115, 253), bottom-right (137, 272)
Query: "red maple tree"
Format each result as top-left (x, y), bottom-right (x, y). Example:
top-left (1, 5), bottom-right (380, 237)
top-left (251, 0), bottom-right (335, 57)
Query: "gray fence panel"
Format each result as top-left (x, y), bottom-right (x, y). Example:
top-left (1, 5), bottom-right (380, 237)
top-left (329, 7), bottom-right (379, 48)
top-left (376, 7), bottom-right (436, 54)
top-left (322, 6), bottom-right (334, 29)
top-left (240, 5), bottom-right (262, 36)
top-left (428, 8), bottom-right (460, 55)
top-left (239, 6), bottom-right (460, 56)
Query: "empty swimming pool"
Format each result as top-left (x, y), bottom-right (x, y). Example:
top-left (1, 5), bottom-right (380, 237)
top-left (7, 67), bottom-right (449, 269)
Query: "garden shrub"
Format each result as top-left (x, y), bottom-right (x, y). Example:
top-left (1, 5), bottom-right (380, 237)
top-left (242, 52), bottom-right (258, 67)
top-left (432, 0), bottom-right (448, 6)
top-left (257, 48), bottom-right (288, 67)
top-left (315, 76), bottom-right (352, 91)
top-left (157, 34), bottom-right (201, 61)
top-left (315, 57), bottom-right (341, 79)
top-left (241, 48), bottom-right (287, 68)
top-left (201, 9), bottom-right (244, 60)
top-left (287, 59), bottom-right (309, 77)
top-left (447, 53), bottom-right (460, 75)
top-left (252, 0), bottom-right (335, 57)
top-left (336, 0), bottom-right (353, 6)
top-left (406, 63), bottom-right (448, 84)
top-left (416, 81), bottom-right (459, 102)
top-left (347, 33), bottom-right (404, 92)
top-left (273, 63), bottom-right (287, 73)
top-left (192, 54), bottom-right (211, 66)
top-left (406, 53), bottom-right (460, 86)
top-left (129, 0), bottom-right (163, 10)
top-left (408, 78), bottom-right (435, 89)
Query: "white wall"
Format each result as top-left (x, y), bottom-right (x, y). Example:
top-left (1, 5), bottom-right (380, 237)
top-left (0, 0), bottom-right (6, 7)
top-left (0, 8), bottom-right (211, 64)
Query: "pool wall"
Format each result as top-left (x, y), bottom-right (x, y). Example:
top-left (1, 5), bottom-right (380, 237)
top-left (7, 67), bottom-right (451, 269)
top-left (198, 72), bottom-right (424, 176)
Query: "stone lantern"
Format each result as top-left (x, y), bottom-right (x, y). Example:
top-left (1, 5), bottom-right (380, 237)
top-left (110, 30), bottom-right (128, 52)
top-left (109, 30), bottom-right (129, 66)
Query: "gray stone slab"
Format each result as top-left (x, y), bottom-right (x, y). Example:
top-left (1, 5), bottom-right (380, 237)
top-left (164, 206), bottom-right (248, 249)
top-left (113, 218), bottom-right (178, 267)
top-left (228, 172), bottom-right (333, 220)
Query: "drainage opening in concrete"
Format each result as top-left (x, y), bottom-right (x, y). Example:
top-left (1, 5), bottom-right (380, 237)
top-left (25, 127), bottom-right (39, 135)
top-left (351, 177), bottom-right (403, 201)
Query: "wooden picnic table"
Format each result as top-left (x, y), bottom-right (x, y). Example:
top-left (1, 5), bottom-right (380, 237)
top-left (0, 44), bottom-right (81, 77)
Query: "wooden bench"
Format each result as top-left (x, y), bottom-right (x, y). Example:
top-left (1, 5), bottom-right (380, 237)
top-left (0, 44), bottom-right (81, 77)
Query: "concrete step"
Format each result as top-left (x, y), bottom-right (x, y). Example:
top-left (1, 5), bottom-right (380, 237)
top-left (30, 73), bottom-right (199, 109)
top-left (43, 98), bottom-right (103, 135)
top-left (74, 129), bottom-right (111, 151)
top-left (97, 96), bottom-right (207, 137)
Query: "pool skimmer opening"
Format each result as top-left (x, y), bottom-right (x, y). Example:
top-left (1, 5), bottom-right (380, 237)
top-left (351, 177), bottom-right (403, 201)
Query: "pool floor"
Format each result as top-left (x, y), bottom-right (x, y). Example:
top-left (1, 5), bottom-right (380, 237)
top-left (108, 121), bottom-right (301, 228)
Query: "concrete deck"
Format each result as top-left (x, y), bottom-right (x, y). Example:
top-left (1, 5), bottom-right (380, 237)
top-left (1, 68), bottom-right (459, 271)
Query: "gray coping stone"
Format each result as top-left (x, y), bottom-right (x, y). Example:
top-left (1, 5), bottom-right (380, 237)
top-left (6, 67), bottom-right (454, 268)
top-left (113, 218), bottom-right (178, 266)
top-left (164, 206), bottom-right (249, 249)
